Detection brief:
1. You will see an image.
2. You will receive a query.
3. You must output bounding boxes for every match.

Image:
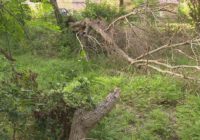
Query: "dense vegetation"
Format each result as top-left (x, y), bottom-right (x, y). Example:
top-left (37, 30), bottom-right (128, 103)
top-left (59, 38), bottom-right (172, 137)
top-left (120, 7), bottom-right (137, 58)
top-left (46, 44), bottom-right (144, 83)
top-left (1, 0), bottom-right (200, 140)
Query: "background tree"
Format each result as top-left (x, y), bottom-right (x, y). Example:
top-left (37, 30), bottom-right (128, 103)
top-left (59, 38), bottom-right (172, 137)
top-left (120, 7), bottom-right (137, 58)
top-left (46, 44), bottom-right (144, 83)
top-left (0, 0), bottom-right (30, 60)
top-left (49, 0), bottom-right (64, 27)
top-left (119, 0), bottom-right (124, 7)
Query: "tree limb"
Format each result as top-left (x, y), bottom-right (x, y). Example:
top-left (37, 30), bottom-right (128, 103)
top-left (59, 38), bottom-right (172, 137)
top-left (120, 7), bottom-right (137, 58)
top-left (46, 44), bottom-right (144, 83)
top-left (135, 39), bottom-right (200, 60)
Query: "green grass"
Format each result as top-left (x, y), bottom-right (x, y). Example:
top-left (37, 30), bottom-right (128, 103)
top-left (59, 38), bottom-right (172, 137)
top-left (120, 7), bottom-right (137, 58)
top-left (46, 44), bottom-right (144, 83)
top-left (14, 53), bottom-right (103, 89)
top-left (1, 52), bottom-right (200, 140)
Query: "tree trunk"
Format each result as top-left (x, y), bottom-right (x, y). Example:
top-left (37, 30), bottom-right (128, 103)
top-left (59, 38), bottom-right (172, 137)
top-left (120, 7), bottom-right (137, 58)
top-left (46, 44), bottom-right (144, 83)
top-left (49, 0), bottom-right (63, 27)
top-left (69, 88), bottom-right (120, 140)
top-left (119, 0), bottom-right (124, 8)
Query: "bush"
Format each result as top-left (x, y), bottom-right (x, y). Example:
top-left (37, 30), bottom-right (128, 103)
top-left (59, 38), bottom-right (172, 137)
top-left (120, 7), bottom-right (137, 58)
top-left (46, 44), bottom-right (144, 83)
top-left (0, 64), bottom-right (101, 139)
top-left (82, 1), bottom-right (119, 21)
top-left (178, 1), bottom-right (190, 17)
top-left (0, 0), bottom-right (31, 50)
top-left (188, 0), bottom-right (200, 30)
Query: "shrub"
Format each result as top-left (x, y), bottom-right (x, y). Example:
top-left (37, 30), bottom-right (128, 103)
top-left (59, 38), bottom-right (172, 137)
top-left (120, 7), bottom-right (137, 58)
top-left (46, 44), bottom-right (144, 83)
top-left (188, 0), bottom-right (200, 30)
top-left (82, 1), bottom-right (119, 21)
top-left (178, 1), bottom-right (190, 17)
top-left (0, 0), bottom-right (31, 50)
top-left (0, 64), bottom-right (100, 139)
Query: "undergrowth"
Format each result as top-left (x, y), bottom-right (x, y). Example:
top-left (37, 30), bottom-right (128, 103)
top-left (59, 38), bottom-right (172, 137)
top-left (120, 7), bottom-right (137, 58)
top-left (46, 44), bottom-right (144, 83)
top-left (1, 1), bottom-right (200, 139)
top-left (2, 51), bottom-right (199, 139)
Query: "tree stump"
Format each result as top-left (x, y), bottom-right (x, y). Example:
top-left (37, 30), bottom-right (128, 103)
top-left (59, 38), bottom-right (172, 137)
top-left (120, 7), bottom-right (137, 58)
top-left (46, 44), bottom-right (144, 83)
top-left (69, 88), bottom-right (120, 140)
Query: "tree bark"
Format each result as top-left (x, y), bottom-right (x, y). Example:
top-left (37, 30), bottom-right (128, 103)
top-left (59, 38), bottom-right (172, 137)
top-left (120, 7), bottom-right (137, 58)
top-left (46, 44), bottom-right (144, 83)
top-left (69, 88), bottom-right (120, 140)
top-left (49, 0), bottom-right (63, 27)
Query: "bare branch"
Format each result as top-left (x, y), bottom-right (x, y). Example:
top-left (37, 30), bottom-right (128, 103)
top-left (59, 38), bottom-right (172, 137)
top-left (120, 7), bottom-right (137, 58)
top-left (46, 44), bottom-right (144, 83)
top-left (147, 65), bottom-right (199, 81)
top-left (135, 39), bottom-right (200, 60)
top-left (190, 43), bottom-right (199, 65)
top-left (76, 33), bottom-right (89, 61)
top-left (175, 49), bottom-right (196, 61)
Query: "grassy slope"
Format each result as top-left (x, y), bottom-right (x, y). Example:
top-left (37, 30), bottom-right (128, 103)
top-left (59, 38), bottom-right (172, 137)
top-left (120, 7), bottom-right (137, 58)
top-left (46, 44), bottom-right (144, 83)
top-left (10, 52), bottom-right (200, 140)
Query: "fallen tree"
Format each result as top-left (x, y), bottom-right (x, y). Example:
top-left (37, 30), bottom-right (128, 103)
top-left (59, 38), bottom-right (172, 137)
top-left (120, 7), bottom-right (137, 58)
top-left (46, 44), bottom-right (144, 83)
top-left (70, 5), bottom-right (200, 82)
